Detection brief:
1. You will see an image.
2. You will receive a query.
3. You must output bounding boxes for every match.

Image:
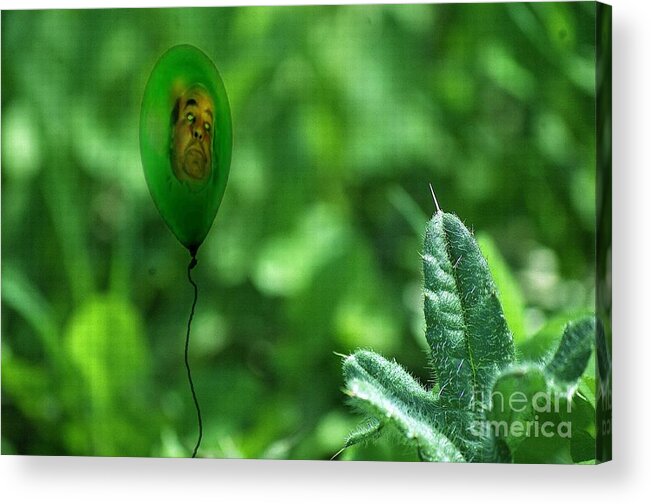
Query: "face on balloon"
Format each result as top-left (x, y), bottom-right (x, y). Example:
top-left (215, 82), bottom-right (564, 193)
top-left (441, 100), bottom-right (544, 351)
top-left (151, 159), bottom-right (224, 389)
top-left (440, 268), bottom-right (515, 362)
top-left (170, 85), bottom-right (215, 184)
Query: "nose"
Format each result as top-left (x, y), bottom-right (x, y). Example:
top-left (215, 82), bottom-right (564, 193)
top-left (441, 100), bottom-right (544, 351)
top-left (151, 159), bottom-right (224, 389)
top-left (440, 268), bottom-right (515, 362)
top-left (193, 128), bottom-right (203, 141)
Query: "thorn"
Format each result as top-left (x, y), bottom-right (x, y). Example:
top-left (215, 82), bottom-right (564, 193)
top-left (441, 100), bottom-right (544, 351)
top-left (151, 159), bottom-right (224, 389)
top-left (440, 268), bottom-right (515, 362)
top-left (330, 446), bottom-right (346, 461)
top-left (332, 351), bottom-right (349, 359)
top-left (429, 183), bottom-right (441, 213)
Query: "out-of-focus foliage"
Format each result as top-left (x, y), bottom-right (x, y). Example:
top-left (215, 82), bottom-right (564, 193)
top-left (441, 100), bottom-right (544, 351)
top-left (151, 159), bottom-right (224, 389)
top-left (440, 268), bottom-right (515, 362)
top-left (1, 3), bottom-right (596, 459)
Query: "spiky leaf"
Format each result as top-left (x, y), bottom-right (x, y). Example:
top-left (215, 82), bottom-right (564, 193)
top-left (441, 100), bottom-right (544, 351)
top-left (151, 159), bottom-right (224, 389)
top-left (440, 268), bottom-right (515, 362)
top-left (545, 317), bottom-right (595, 385)
top-left (343, 417), bottom-right (383, 449)
top-left (423, 211), bottom-right (515, 409)
top-left (338, 207), bottom-right (597, 464)
top-left (343, 351), bottom-right (464, 462)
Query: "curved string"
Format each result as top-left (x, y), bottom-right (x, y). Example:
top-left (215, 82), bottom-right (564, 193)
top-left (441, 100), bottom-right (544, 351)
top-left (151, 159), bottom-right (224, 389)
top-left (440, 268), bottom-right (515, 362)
top-left (185, 255), bottom-right (202, 458)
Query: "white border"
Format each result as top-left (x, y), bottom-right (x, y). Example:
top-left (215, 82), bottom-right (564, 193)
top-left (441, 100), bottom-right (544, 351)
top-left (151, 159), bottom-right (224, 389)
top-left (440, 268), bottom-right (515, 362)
top-left (2, 0), bottom-right (650, 502)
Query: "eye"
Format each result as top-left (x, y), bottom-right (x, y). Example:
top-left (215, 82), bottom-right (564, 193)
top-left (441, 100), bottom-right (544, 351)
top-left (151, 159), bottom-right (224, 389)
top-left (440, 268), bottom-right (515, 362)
top-left (186, 112), bottom-right (195, 123)
top-left (204, 122), bottom-right (211, 133)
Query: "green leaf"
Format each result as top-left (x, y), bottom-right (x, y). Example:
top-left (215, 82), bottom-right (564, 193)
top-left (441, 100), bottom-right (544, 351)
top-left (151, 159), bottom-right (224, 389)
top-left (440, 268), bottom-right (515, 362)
top-left (423, 211), bottom-right (515, 408)
top-left (595, 317), bottom-right (611, 385)
top-left (64, 295), bottom-right (152, 456)
top-left (487, 364), bottom-right (548, 452)
top-left (488, 360), bottom-right (596, 463)
top-left (476, 233), bottom-right (526, 343)
top-left (1, 347), bottom-right (57, 426)
top-left (343, 350), bottom-right (464, 462)
top-left (517, 310), bottom-right (590, 360)
top-left (344, 350), bottom-right (437, 410)
top-left (343, 417), bottom-right (383, 449)
top-left (338, 207), bottom-right (597, 464)
top-left (570, 430), bottom-right (596, 463)
top-left (65, 296), bottom-right (150, 404)
top-left (1, 264), bottom-right (65, 370)
top-left (512, 429), bottom-right (574, 464)
top-left (387, 184), bottom-right (428, 236)
top-left (545, 316), bottom-right (595, 385)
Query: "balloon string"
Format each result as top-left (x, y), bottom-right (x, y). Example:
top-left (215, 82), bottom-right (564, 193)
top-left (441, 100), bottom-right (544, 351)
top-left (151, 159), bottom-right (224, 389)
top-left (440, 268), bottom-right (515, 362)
top-left (185, 255), bottom-right (202, 458)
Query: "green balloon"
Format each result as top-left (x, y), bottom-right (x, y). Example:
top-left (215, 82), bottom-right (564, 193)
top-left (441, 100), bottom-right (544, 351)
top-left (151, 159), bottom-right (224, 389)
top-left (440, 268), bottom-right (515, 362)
top-left (140, 44), bottom-right (232, 256)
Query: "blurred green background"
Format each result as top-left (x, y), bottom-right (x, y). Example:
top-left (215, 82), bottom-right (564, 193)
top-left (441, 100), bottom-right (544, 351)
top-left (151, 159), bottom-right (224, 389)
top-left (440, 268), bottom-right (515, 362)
top-left (1, 2), bottom-right (597, 460)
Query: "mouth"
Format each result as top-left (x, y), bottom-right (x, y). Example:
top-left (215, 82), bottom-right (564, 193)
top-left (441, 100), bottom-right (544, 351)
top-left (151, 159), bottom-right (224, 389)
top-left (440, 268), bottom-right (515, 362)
top-left (185, 140), bottom-right (206, 156)
top-left (182, 143), bottom-right (209, 180)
